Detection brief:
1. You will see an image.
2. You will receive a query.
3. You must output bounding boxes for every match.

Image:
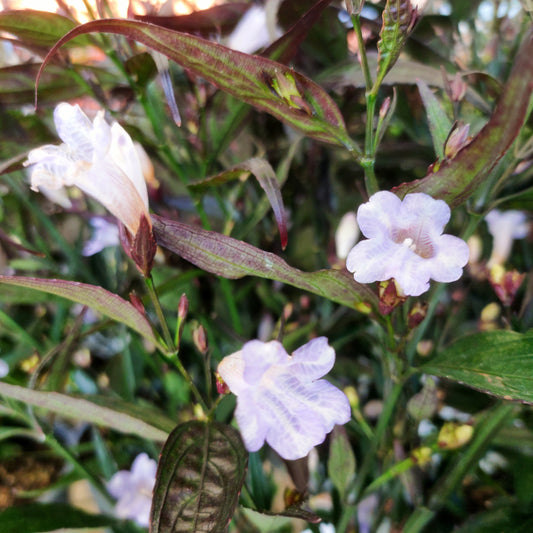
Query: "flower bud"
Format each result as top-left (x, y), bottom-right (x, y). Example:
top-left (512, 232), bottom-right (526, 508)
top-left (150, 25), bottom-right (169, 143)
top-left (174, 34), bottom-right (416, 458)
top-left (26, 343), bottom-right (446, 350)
top-left (408, 301), bottom-right (428, 329)
top-left (192, 323), bottom-right (208, 354)
top-left (438, 422), bottom-right (473, 450)
top-left (488, 265), bottom-right (525, 307)
top-left (378, 279), bottom-right (407, 315)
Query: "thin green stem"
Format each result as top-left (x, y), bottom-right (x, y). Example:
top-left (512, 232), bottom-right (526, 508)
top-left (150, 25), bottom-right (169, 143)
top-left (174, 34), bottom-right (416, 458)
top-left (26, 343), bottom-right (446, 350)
top-left (145, 275), bottom-right (174, 353)
top-left (337, 378), bottom-right (405, 532)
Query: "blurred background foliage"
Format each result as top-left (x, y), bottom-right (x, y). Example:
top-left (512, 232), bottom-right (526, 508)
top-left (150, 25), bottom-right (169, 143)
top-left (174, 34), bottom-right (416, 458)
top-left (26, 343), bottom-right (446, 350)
top-left (0, 0), bottom-right (532, 532)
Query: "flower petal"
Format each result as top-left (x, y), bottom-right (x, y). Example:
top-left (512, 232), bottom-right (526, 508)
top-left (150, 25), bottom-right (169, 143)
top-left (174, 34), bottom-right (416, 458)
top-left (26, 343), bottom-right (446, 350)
top-left (235, 389), bottom-right (268, 452)
top-left (401, 193), bottom-right (450, 234)
top-left (346, 238), bottom-right (397, 283)
top-left (430, 234), bottom-right (470, 282)
top-left (217, 350), bottom-right (246, 395)
top-left (357, 191), bottom-right (402, 238)
top-left (290, 337), bottom-right (335, 380)
top-left (242, 340), bottom-right (287, 385)
top-left (53, 103), bottom-right (94, 160)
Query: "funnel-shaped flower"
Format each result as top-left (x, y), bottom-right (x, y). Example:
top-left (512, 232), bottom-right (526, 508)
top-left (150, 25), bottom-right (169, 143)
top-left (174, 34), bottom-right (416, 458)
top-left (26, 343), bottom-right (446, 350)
top-left (25, 103), bottom-right (150, 238)
top-left (346, 191), bottom-right (469, 297)
top-left (217, 338), bottom-right (350, 460)
top-left (107, 453), bottom-right (156, 527)
top-left (485, 209), bottom-right (529, 268)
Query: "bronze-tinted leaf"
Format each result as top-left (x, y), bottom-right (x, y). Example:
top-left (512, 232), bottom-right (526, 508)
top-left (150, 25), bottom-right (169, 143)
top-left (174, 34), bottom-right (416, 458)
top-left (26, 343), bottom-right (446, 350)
top-left (152, 215), bottom-right (378, 313)
top-left (36, 19), bottom-right (356, 151)
top-left (0, 275), bottom-right (161, 348)
top-left (393, 27), bottom-right (533, 208)
top-left (151, 420), bottom-right (247, 532)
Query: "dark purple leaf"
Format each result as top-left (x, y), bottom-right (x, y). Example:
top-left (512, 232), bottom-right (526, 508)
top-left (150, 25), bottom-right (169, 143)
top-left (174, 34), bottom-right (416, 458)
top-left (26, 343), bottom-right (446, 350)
top-left (151, 421), bottom-right (247, 532)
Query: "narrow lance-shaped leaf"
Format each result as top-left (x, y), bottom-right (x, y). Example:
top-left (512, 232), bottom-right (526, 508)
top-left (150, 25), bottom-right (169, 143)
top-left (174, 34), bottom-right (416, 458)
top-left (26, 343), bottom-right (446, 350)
top-left (151, 420), bottom-right (248, 532)
top-left (375, 0), bottom-right (420, 90)
top-left (0, 382), bottom-right (169, 441)
top-left (0, 10), bottom-right (90, 48)
top-left (394, 27), bottom-right (533, 207)
top-left (416, 78), bottom-right (453, 160)
top-left (328, 426), bottom-right (356, 502)
top-left (152, 215), bottom-right (378, 313)
top-left (419, 330), bottom-right (533, 404)
top-left (0, 275), bottom-right (161, 348)
top-left (189, 157), bottom-right (288, 249)
top-left (36, 19), bottom-right (357, 152)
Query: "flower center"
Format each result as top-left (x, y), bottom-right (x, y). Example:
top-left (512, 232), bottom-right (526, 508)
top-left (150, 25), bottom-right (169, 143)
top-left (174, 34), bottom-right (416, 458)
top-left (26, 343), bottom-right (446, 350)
top-left (392, 228), bottom-right (435, 259)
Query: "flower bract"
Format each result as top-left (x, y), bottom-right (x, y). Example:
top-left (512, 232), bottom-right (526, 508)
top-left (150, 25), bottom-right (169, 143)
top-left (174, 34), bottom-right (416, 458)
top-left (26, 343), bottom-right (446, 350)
top-left (346, 191), bottom-right (470, 297)
top-left (217, 337), bottom-right (351, 460)
top-left (107, 452), bottom-right (156, 527)
top-left (25, 102), bottom-right (150, 238)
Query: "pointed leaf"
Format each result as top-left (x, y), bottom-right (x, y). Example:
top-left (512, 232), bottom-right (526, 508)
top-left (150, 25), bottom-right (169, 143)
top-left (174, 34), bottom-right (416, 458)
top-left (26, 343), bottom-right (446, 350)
top-left (0, 275), bottom-right (160, 348)
top-left (0, 502), bottom-right (115, 533)
top-left (152, 215), bottom-right (378, 313)
top-left (375, 0), bottom-right (420, 88)
top-left (0, 10), bottom-right (90, 48)
top-left (328, 425), bottom-right (356, 501)
top-left (420, 330), bottom-right (533, 404)
top-left (416, 79), bottom-right (452, 160)
top-left (0, 382), bottom-right (169, 441)
top-left (36, 19), bottom-right (357, 151)
top-left (151, 420), bottom-right (247, 532)
top-left (189, 157), bottom-right (288, 249)
top-left (394, 27), bottom-right (533, 207)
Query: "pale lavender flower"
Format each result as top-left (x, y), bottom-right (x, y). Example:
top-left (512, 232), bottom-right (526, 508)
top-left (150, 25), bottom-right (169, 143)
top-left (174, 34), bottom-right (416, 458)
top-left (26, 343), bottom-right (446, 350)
top-left (25, 102), bottom-right (150, 238)
top-left (346, 191), bottom-right (469, 297)
top-left (0, 359), bottom-right (8, 378)
top-left (217, 338), bottom-right (351, 460)
top-left (82, 217), bottom-right (120, 256)
top-left (107, 453), bottom-right (156, 527)
top-left (485, 209), bottom-right (529, 267)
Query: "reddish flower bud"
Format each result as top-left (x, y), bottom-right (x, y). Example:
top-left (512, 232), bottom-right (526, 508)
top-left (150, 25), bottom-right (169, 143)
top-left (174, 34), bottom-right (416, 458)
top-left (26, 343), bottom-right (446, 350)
top-left (378, 279), bottom-right (407, 315)
top-left (193, 323), bottom-right (208, 354)
top-left (408, 301), bottom-right (428, 329)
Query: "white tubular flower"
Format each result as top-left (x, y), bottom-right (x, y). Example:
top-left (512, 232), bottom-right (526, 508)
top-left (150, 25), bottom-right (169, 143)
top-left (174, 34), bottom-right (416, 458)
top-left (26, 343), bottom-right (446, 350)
top-left (335, 211), bottom-right (360, 260)
top-left (346, 191), bottom-right (470, 297)
top-left (107, 453), bottom-right (156, 527)
top-left (25, 102), bottom-right (150, 238)
top-left (217, 338), bottom-right (351, 461)
top-left (485, 209), bottom-right (529, 267)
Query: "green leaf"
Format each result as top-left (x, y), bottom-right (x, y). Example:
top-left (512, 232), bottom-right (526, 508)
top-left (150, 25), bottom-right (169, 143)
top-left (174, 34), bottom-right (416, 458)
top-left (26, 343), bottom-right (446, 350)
top-left (419, 330), bottom-right (533, 404)
top-left (152, 215), bottom-right (378, 313)
top-left (328, 426), bottom-right (356, 501)
top-left (375, 0), bottom-right (420, 89)
top-left (189, 157), bottom-right (288, 249)
top-left (394, 27), bottom-right (533, 208)
top-left (416, 79), bottom-right (452, 160)
top-left (36, 18), bottom-right (357, 152)
top-left (151, 420), bottom-right (248, 532)
top-left (0, 10), bottom-right (90, 48)
top-left (0, 382), bottom-right (169, 441)
top-left (0, 275), bottom-right (161, 348)
top-left (0, 502), bottom-right (114, 533)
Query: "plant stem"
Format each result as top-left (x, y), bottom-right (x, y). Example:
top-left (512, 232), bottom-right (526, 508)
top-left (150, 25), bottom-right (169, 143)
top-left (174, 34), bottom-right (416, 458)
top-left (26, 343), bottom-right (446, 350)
top-left (351, 13), bottom-right (380, 196)
top-left (337, 378), bottom-right (405, 532)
